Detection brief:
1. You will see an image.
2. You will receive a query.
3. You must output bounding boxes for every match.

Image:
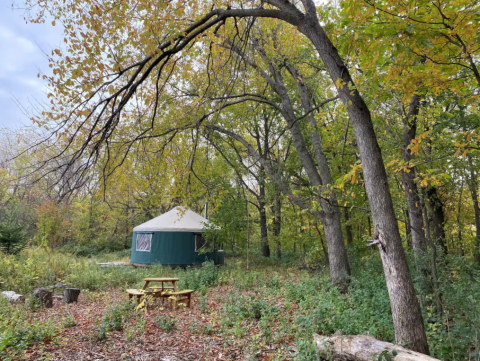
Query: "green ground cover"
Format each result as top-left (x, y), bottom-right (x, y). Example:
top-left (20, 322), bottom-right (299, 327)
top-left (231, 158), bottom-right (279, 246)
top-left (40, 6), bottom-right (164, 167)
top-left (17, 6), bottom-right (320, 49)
top-left (0, 246), bottom-right (479, 360)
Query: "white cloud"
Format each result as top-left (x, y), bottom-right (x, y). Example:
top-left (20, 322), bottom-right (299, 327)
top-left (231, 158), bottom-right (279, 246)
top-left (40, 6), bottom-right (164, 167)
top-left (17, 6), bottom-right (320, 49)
top-left (0, 6), bottom-right (63, 128)
top-left (0, 28), bottom-right (38, 77)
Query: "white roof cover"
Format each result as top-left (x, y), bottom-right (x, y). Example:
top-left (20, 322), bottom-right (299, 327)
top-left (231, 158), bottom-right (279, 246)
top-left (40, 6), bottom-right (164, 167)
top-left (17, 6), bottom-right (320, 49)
top-left (133, 206), bottom-right (216, 232)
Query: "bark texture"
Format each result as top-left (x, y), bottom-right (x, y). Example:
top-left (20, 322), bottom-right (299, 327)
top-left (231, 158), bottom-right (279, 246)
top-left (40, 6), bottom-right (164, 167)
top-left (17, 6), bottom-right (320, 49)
top-left (314, 334), bottom-right (439, 361)
top-left (259, 193), bottom-right (270, 257)
top-left (33, 288), bottom-right (53, 308)
top-left (401, 94), bottom-right (427, 253)
top-left (63, 288), bottom-right (81, 303)
top-left (273, 187), bottom-right (282, 259)
top-left (425, 186), bottom-right (448, 254)
top-left (420, 189), bottom-right (443, 315)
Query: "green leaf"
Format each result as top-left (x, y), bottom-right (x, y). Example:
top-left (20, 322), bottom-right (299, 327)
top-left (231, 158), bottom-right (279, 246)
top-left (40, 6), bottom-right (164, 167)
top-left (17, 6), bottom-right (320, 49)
top-left (405, 24), bottom-right (415, 35)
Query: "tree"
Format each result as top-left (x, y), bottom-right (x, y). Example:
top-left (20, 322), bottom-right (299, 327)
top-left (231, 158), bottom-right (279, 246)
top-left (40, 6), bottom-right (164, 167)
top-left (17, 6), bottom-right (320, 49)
top-left (207, 21), bottom-right (350, 282)
top-left (24, 0), bottom-right (428, 352)
top-left (0, 222), bottom-right (26, 255)
top-left (208, 109), bottom-right (278, 258)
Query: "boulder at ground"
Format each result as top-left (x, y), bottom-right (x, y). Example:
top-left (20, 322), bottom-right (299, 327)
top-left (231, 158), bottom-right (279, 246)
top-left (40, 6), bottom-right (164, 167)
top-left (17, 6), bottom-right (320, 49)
top-left (1, 291), bottom-right (23, 302)
top-left (314, 334), bottom-right (440, 361)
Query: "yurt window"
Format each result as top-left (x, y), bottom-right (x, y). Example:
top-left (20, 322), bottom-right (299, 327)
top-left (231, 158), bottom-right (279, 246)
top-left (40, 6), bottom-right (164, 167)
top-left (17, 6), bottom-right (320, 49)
top-left (195, 234), bottom-right (208, 252)
top-left (136, 233), bottom-right (152, 252)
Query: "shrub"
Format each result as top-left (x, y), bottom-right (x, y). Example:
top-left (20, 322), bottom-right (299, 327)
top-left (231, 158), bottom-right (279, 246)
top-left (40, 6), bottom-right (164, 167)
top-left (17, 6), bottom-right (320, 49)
top-left (94, 300), bottom-right (135, 340)
top-left (156, 315), bottom-right (176, 332)
top-left (178, 261), bottom-right (219, 290)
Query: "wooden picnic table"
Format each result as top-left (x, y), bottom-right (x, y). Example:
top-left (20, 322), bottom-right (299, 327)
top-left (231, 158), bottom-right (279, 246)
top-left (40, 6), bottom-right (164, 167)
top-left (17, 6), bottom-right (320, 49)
top-left (142, 277), bottom-right (179, 295)
top-left (127, 277), bottom-right (193, 309)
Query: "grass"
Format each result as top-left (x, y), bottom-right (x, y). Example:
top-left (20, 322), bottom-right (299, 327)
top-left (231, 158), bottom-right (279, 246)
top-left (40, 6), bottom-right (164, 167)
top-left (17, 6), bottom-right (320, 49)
top-left (0, 246), bottom-right (479, 360)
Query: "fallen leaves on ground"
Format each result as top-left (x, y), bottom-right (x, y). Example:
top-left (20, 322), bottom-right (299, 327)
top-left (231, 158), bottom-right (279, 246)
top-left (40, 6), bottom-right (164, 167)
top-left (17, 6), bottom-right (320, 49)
top-left (16, 285), bottom-right (297, 361)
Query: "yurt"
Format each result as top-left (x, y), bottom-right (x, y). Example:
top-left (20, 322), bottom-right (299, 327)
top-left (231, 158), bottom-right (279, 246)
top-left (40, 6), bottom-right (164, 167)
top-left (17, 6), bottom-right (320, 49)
top-left (130, 206), bottom-right (224, 266)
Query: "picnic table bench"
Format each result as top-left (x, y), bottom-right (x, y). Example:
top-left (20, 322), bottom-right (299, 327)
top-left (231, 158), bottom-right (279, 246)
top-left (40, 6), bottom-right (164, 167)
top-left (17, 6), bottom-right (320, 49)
top-left (127, 289), bottom-right (146, 303)
top-left (167, 289), bottom-right (194, 310)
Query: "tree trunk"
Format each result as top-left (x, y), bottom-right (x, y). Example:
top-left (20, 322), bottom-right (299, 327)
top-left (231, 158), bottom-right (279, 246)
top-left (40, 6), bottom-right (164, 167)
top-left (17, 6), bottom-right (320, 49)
top-left (314, 223), bottom-right (329, 265)
top-left (405, 209), bottom-right (412, 249)
top-left (274, 64), bottom-right (349, 285)
top-left (456, 181), bottom-right (465, 256)
top-left (33, 288), bottom-right (53, 308)
top-left (63, 288), bottom-right (81, 303)
top-left (314, 334), bottom-right (439, 361)
top-left (344, 208), bottom-right (353, 245)
top-left (297, 5), bottom-right (429, 353)
top-left (322, 210), bottom-right (350, 283)
top-left (420, 189), bottom-right (443, 316)
top-left (467, 156), bottom-right (480, 265)
top-left (259, 180), bottom-right (270, 258)
top-left (268, 70), bottom-right (349, 282)
top-left (401, 96), bottom-right (427, 254)
top-left (424, 186), bottom-right (448, 254)
top-left (274, 187), bottom-right (282, 259)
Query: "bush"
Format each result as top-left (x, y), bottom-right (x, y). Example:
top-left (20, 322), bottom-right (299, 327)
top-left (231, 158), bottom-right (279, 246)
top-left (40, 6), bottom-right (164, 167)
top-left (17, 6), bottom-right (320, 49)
top-left (156, 315), bottom-right (176, 332)
top-left (94, 300), bottom-right (135, 340)
top-left (178, 261), bottom-right (219, 290)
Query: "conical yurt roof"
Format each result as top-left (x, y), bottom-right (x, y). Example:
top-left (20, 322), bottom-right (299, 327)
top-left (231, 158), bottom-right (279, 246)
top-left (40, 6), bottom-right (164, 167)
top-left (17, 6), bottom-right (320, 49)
top-left (133, 206), bottom-right (214, 232)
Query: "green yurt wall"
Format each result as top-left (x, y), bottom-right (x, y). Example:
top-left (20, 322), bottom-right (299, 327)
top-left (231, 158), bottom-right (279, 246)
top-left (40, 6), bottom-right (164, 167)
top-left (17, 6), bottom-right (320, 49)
top-left (130, 231), bottom-right (218, 265)
top-left (130, 206), bottom-right (224, 266)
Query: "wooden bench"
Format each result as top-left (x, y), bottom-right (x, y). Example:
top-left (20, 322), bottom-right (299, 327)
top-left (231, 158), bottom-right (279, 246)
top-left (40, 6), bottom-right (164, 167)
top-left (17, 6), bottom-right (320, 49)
top-left (126, 289), bottom-right (145, 303)
top-left (167, 290), bottom-right (194, 310)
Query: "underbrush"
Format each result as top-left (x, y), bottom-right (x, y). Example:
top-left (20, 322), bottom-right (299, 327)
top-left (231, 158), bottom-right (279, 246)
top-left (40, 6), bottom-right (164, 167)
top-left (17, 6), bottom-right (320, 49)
top-left (94, 300), bottom-right (136, 340)
top-left (0, 247), bottom-right (166, 294)
top-left (0, 246), bottom-right (479, 360)
top-left (0, 297), bottom-right (59, 360)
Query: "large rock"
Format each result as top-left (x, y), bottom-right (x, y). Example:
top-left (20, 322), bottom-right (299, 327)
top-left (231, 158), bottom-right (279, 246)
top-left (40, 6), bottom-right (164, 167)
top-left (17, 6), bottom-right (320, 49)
top-left (1, 291), bottom-right (23, 302)
top-left (315, 334), bottom-right (440, 361)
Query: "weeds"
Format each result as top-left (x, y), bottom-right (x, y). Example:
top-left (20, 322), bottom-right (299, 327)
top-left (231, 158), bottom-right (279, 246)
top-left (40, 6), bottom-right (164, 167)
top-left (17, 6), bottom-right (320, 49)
top-left (94, 300), bottom-right (135, 340)
top-left (0, 297), bottom-right (58, 358)
top-left (0, 247), bottom-right (479, 360)
top-left (156, 315), bottom-right (176, 332)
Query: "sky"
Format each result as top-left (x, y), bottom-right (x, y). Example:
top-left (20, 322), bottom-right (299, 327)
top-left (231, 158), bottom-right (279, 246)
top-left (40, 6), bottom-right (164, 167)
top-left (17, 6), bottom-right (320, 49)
top-left (0, 4), bottom-right (63, 129)
top-left (0, 1), bottom-right (333, 130)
